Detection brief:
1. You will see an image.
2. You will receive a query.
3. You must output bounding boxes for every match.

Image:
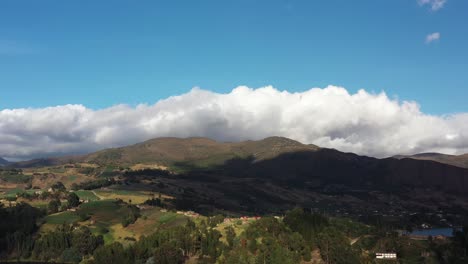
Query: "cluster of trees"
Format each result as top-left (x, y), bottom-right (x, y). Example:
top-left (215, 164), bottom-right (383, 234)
top-left (3, 201), bottom-right (468, 263)
top-left (89, 209), bottom-right (365, 264)
top-left (0, 168), bottom-right (31, 184)
top-left (70, 178), bottom-right (116, 190)
top-left (121, 204), bottom-right (141, 227)
top-left (124, 168), bottom-right (172, 178)
top-left (0, 203), bottom-right (44, 259)
top-left (32, 225), bottom-right (103, 262)
top-left (46, 192), bottom-right (80, 214)
top-left (0, 168), bottom-right (23, 175)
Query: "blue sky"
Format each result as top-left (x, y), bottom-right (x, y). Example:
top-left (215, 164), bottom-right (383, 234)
top-left (0, 0), bottom-right (467, 114)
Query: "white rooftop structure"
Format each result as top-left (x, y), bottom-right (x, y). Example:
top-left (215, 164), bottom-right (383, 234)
top-left (376, 253), bottom-right (397, 259)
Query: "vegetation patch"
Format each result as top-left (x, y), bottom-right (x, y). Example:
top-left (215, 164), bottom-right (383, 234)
top-left (94, 189), bottom-right (150, 204)
top-left (0, 172), bottom-right (32, 184)
top-left (74, 190), bottom-right (100, 201)
top-left (158, 212), bottom-right (177, 224)
top-left (45, 211), bottom-right (80, 225)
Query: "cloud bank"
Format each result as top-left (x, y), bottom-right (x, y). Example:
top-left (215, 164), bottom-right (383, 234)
top-left (1, 85), bottom-right (468, 160)
top-left (418, 0), bottom-right (447, 11)
top-left (426, 32), bottom-right (441, 44)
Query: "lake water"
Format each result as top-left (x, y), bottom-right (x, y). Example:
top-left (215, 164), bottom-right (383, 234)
top-left (410, 227), bottom-right (458, 237)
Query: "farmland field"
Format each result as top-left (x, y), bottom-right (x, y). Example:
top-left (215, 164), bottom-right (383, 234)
top-left (74, 190), bottom-right (100, 201)
top-left (0, 188), bottom-right (37, 198)
top-left (45, 211), bottom-right (80, 225)
top-left (93, 189), bottom-right (152, 204)
top-left (122, 207), bottom-right (189, 240)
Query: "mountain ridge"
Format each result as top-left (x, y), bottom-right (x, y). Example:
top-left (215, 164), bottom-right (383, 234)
top-left (0, 157), bottom-right (9, 166)
top-left (393, 152), bottom-right (468, 169)
top-left (81, 136), bottom-right (320, 167)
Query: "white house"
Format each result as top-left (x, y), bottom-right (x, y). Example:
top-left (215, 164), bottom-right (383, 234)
top-left (376, 253), bottom-right (397, 259)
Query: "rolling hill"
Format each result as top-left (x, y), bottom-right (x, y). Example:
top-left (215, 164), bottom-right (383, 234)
top-left (6, 136), bottom-right (468, 223)
top-left (82, 136), bottom-right (320, 167)
top-left (394, 152), bottom-right (468, 169)
top-left (11, 137), bottom-right (468, 194)
top-left (75, 137), bottom-right (468, 194)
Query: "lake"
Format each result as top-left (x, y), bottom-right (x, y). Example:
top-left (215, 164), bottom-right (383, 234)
top-left (410, 227), bottom-right (459, 237)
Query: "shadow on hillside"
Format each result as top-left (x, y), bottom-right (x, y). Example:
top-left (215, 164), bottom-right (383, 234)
top-left (126, 148), bottom-right (468, 215)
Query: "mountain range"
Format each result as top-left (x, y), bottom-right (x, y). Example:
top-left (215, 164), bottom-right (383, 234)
top-left (0, 157), bottom-right (10, 166)
top-left (10, 136), bottom-right (468, 194)
top-left (7, 136), bottom-right (468, 218)
top-left (394, 152), bottom-right (468, 169)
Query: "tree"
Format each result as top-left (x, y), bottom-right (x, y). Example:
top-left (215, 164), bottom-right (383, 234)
top-left (225, 226), bottom-right (236, 249)
top-left (51, 181), bottom-right (66, 192)
top-left (71, 226), bottom-right (103, 255)
top-left (67, 192), bottom-right (80, 208)
top-left (93, 242), bottom-right (131, 264)
top-left (0, 203), bottom-right (43, 259)
top-left (153, 243), bottom-right (184, 264)
top-left (48, 199), bottom-right (61, 214)
top-left (61, 248), bottom-right (82, 263)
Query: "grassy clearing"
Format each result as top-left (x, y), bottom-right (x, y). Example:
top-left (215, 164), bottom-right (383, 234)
top-left (48, 167), bottom-right (66, 173)
top-left (215, 220), bottom-right (248, 243)
top-left (0, 188), bottom-right (22, 198)
top-left (74, 190), bottom-right (100, 201)
top-left (45, 211), bottom-right (80, 225)
top-left (122, 208), bottom-right (189, 241)
top-left (0, 188), bottom-right (37, 198)
top-left (0, 173), bottom-right (32, 184)
top-left (67, 175), bottom-right (77, 182)
top-left (76, 200), bottom-right (144, 244)
top-left (130, 163), bottom-right (168, 171)
top-left (159, 212), bottom-right (177, 224)
top-left (78, 200), bottom-right (122, 222)
top-left (18, 198), bottom-right (48, 209)
top-left (93, 189), bottom-right (151, 204)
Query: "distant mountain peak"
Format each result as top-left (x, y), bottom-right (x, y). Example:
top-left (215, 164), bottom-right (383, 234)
top-left (0, 157), bottom-right (10, 166)
top-left (412, 152), bottom-right (455, 158)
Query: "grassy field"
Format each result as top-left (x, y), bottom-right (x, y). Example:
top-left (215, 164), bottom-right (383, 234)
top-left (67, 175), bottom-right (77, 182)
top-left (158, 212), bottom-right (178, 224)
top-left (120, 208), bottom-right (189, 241)
top-left (18, 198), bottom-right (48, 209)
top-left (215, 219), bottom-right (250, 243)
top-left (74, 190), bottom-right (100, 201)
top-left (45, 211), bottom-right (80, 225)
top-left (0, 188), bottom-right (37, 198)
top-left (77, 200), bottom-right (147, 244)
top-left (93, 189), bottom-right (152, 204)
top-left (78, 200), bottom-right (123, 222)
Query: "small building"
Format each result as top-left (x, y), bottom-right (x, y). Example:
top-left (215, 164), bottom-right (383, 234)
top-left (376, 253), bottom-right (397, 259)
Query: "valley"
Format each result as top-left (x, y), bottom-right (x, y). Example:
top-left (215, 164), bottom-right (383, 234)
top-left (1, 137), bottom-right (468, 263)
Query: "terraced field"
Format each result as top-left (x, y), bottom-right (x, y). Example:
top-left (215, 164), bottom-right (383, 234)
top-left (0, 188), bottom-right (37, 198)
top-left (44, 211), bottom-right (80, 225)
top-left (74, 190), bottom-right (100, 201)
top-left (123, 207), bottom-right (189, 240)
top-left (93, 189), bottom-right (153, 204)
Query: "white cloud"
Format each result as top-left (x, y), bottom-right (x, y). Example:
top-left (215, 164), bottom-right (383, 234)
top-left (418, 0), bottom-right (447, 11)
top-left (1, 85), bottom-right (468, 160)
top-left (425, 32), bottom-right (440, 43)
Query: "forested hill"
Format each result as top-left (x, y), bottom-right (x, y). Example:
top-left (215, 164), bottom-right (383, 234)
top-left (10, 136), bottom-right (468, 194)
top-left (82, 136), bottom-right (320, 166)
